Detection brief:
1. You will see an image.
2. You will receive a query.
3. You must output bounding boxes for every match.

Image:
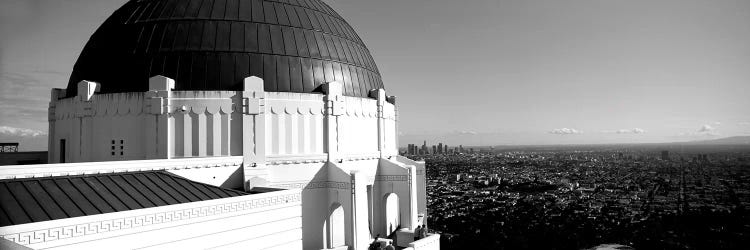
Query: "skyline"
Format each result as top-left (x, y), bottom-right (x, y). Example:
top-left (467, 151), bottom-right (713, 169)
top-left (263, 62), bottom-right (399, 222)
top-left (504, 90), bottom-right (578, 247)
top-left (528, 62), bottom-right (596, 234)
top-left (2, 0), bottom-right (750, 150)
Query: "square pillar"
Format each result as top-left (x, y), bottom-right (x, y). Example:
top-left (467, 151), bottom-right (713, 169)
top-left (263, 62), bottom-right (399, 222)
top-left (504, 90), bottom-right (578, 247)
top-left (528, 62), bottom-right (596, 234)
top-left (75, 80), bottom-right (100, 162)
top-left (145, 75), bottom-right (174, 159)
top-left (370, 89), bottom-right (387, 159)
top-left (407, 165), bottom-right (418, 230)
top-left (48, 88), bottom-right (65, 163)
top-left (388, 96), bottom-right (398, 157)
top-left (76, 80), bottom-right (100, 102)
top-left (350, 170), bottom-right (370, 250)
top-left (324, 82), bottom-right (344, 162)
top-left (241, 76), bottom-right (269, 190)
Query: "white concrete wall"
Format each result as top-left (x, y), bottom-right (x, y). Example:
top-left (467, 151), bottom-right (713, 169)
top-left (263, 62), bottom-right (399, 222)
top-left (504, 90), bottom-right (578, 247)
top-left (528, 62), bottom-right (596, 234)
top-left (383, 102), bottom-right (398, 156)
top-left (339, 96), bottom-right (379, 156)
top-left (265, 93), bottom-right (326, 156)
top-left (375, 158), bottom-right (417, 235)
top-left (48, 90), bottom-right (242, 163)
top-left (409, 234), bottom-right (441, 250)
top-left (265, 159), bottom-right (382, 250)
top-left (43, 78), bottom-right (426, 249)
top-left (0, 189), bottom-right (302, 250)
top-left (168, 91), bottom-right (240, 158)
top-left (262, 92), bottom-right (389, 159)
top-left (263, 157), bottom-right (419, 249)
top-left (266, 161), bottom-right (354, 250)
top-left (48, 85), bottom-right (397, 163)
top-left (0, 154), bottom-right (430, 250)
top-left (50, 92), bottom-right (149, 163)
top-left (396, 156), bottom-right (428, 220)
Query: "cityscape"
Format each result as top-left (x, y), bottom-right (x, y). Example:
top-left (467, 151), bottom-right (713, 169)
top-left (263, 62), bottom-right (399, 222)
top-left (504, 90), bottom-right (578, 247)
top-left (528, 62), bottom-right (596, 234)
top-left (405, 139), bottom-right (750, 249)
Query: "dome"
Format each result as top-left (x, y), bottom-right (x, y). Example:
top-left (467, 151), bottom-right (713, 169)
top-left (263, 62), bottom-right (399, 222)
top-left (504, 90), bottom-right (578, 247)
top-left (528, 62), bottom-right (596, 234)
top-left (66, 0), bottom-right (383, 98)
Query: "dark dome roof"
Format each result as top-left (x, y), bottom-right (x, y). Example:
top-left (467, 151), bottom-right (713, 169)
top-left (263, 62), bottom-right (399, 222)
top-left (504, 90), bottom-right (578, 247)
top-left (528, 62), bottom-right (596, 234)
top-left (66, 0), bottom-right (383, 98)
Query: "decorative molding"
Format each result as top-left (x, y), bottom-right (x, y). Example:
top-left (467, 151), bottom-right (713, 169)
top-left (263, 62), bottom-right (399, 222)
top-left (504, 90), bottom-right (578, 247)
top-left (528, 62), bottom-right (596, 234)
top-left (271, 180), bottom-right (351, 190)
top-left (265, 93), bottom-right (326, 116)
top-left (375, 175), bottom-right (408, 182)
top-left (307, 181), bottom-right (351, 190)
top-left (50, 91), bottom-right (245, 121)
top-left (265, 154), bottom-right (378, 165)
top-left (342, 96), bottom-right (378, 118)
top-left (341, 155), bottom-right (380, 162)
top-left (268, 103), bottom-right (325, 116)
top-left (271, 182), bottom-right (309, 189)
top-left (169, 98), bottom-right (235, 115)
top-left (50, 90), bottom-right (391, 120)
top-left (408, 167), bottom-right (413, 193)
top-left (267, 159), bottom-right (327, 165)
top-left (0, 191), bottom-right (301, 246)
top-left (53, 93), bottom-right (147, 120)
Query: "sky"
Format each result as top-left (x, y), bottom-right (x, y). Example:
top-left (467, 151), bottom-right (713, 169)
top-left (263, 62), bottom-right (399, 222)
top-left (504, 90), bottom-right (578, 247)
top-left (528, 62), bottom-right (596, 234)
top-left (1, 0), bottom-right (749, 151)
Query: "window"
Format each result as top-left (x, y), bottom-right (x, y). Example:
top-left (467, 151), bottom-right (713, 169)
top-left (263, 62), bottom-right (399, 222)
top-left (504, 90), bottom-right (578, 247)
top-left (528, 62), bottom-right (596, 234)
top-left (111, 139), bottom-right (125, 157)
top-left (59, 139), bottom-right (66, 163)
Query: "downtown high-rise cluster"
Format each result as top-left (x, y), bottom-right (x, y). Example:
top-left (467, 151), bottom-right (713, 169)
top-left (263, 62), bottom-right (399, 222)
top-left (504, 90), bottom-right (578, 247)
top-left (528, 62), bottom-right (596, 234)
top-left (405, 141), bottom-right (474, 155)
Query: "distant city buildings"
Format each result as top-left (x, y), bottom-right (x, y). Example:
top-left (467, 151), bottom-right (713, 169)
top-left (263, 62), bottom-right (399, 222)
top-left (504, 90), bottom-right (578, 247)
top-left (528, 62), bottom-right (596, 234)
top-left (422, 147), bottom-right (750, 249)
top-left (661, 150), bottom-right (670, 161)
top-left (403, 141), bottom-right (474, 155)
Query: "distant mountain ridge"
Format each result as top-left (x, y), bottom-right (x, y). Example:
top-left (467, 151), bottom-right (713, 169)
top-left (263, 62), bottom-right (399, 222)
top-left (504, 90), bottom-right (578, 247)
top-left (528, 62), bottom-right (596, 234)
top-left (480, 136), bottom-right (750, 153)
top-left (681, 136), bottom-right (750, 145)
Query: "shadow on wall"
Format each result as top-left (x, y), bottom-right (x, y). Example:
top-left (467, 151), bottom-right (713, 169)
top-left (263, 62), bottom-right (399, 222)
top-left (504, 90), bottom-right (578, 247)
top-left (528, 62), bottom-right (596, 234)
top-left (221, 165), bottom-right (244, 190)
top-left (302, 163), bottom-right (330, 249)
top-left (301, 161), bottom-right (356, 250)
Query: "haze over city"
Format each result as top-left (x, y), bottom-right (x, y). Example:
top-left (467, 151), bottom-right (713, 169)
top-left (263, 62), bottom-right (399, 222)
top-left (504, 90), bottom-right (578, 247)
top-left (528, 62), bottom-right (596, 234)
top-left (2, 0), bottom-right (750, 150)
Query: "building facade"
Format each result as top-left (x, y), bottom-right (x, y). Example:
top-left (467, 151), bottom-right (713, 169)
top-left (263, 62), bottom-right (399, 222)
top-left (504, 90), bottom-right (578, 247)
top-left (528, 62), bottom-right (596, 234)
top-left (0, 1), bottom-right (438, 249)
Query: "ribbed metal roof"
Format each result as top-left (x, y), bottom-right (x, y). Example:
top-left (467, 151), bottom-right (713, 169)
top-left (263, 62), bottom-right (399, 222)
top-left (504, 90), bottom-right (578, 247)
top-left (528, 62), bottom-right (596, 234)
top-left (65, 0), bottom-right (383, 98)
top-left (0, 171), bottom-right (246, 226)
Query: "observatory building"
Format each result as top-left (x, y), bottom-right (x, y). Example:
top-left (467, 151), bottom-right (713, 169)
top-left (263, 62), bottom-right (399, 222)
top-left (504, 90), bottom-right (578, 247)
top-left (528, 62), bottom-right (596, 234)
top-left (0, 0), bottom-right (439, 249)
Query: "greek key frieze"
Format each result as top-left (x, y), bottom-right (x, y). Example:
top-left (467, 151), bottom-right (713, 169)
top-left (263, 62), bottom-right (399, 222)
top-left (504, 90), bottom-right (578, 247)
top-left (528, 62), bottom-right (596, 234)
top-left (375, 175), bottom-right (408, 182)
top-left (271, 181), bottom-right (352, 190)
top-left (1, 192), bottom-right (301, 246)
